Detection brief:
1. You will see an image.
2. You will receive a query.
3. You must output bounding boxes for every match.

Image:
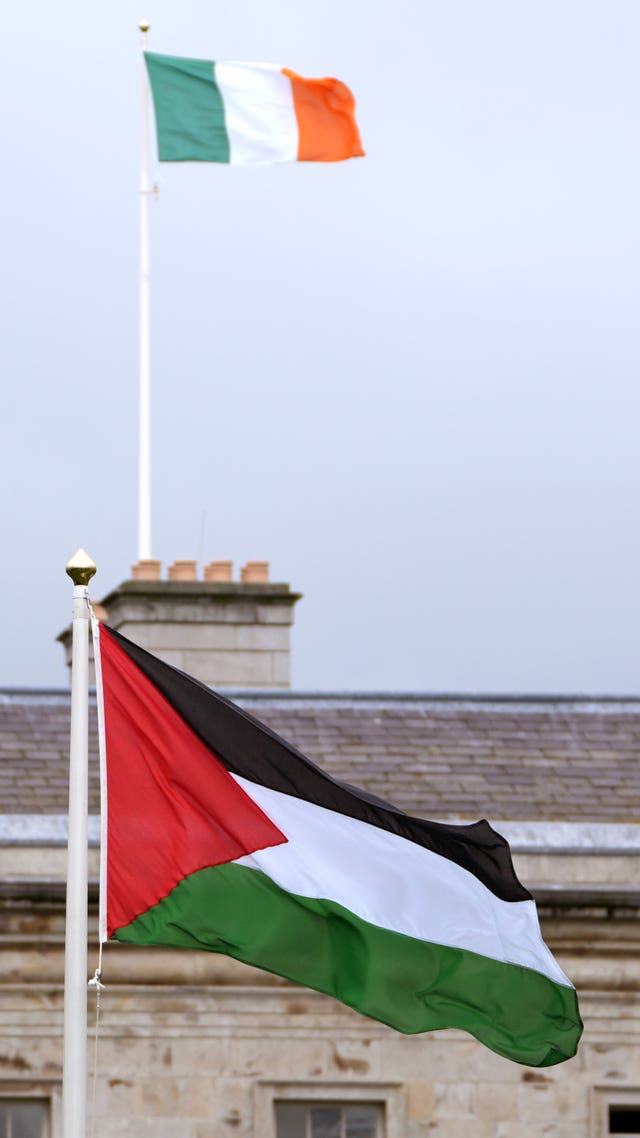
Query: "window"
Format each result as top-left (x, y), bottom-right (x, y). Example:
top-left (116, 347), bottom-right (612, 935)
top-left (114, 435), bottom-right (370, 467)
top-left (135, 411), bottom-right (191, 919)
top-left (591, 1089), bottom-right (640, 1138)
top-left (254, 1080), bottom-right (401, 1138)
top-left (609, 1106), bottom-right (640, 1135)
top-left (0, 1101), bottom-right (48, 1138)
top-left (275, 1102), bottom-right (383, 1138)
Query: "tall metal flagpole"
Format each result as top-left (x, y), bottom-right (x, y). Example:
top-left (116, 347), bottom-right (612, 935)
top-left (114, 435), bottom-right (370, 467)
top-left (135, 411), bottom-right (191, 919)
top-left (62, 549), bottom-right (96, 1138)
top-left (138, 19), bottom-right (152, 560)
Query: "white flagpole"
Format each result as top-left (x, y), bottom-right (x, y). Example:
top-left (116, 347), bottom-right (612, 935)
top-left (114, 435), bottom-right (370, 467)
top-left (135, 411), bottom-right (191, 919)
top-left (138, 19), bottom-right (152, 560)
top-left (62, 549), bottom-right (96, 1138)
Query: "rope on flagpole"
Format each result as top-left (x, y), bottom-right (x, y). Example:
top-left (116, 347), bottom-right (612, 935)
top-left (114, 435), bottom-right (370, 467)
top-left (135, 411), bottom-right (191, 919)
top-left (88, 942), bottom-right (105, 1138)
top-left (87, 594), bottom-right (107, 1137)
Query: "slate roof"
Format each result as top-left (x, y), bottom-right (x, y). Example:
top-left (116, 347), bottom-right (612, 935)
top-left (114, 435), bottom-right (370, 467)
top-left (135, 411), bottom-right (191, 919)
top-left (1, 690), bottom-right (639, 822)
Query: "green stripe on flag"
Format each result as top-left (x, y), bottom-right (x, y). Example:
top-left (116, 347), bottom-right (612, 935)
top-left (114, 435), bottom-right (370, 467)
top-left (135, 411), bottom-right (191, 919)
top-left (113, 862), bottom-right (582, 1067)
top-left (145, 53), bottom-right (230, 162)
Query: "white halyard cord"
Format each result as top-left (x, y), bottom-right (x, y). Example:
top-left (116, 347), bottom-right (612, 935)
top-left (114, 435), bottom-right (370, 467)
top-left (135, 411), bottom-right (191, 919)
top-left (88, 942), bottom-right (105, 1138)
top-left (88, 940), bottom-right (104, 992)
top-left (88, 594), bottom-right (107, 1137)
top-left (89, 606), bottom-right (110, 944)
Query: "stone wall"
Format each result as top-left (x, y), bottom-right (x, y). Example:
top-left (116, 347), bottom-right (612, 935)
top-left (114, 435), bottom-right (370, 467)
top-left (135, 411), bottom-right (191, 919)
top-left (1, 842), bottom-right (638, 1138)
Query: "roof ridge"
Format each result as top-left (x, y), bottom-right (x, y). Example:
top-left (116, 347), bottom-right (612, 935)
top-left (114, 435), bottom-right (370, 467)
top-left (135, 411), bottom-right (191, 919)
top-left (2, 688), bottom-right (640, 710)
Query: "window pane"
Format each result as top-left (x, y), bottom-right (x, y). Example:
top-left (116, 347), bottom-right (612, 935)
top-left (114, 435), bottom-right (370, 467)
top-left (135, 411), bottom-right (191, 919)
top-left (310, 1107), bottom-right (341, 1138)
top-left (11, 1104), bottom-right (47, 1138)
top-left (610, 1106), bottom-right (640, 1133)
top-left (275, 1104), bottom-right (308, 1138)
top-left (275, 1101), bottom-right (383, 1138)
top-left (345, 1106), bottom-right (379, 1138)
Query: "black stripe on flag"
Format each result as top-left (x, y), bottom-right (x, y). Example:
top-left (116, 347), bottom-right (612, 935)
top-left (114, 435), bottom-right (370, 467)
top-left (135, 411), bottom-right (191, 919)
top-left (105, 627), bottom-right (531, 903)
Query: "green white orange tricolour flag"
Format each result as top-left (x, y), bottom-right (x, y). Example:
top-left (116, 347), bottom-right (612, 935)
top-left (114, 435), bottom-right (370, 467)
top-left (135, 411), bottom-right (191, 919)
top-left (93, 622), bottom-right (582, 1067)
top-left (144, 52), bottom-right (364, 165)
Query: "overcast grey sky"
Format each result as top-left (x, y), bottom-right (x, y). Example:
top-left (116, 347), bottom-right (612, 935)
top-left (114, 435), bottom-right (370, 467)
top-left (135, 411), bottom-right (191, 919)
top-left (1, 1), bottom-right (639, 691)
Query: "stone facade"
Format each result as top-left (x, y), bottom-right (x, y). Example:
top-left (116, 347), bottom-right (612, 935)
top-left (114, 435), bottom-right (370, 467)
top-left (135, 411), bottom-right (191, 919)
top-left (1, 830), bottom-right (638, 1138)
top-left (0, 693), bottom-right (639, 1138)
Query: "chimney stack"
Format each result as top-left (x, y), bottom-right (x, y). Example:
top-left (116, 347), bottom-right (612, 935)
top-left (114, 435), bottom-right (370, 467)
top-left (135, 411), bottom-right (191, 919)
top-left (58, 559), bottom-right (301, 689)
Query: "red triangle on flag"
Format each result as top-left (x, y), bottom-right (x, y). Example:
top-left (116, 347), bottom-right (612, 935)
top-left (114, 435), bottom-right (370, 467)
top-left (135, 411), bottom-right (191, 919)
top-left (98, 626), bottom-right (287, 937)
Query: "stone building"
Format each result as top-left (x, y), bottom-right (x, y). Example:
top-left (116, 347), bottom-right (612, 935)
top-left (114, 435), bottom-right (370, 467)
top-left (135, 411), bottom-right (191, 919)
top-left (0, 562), bottom-right (639, 1138)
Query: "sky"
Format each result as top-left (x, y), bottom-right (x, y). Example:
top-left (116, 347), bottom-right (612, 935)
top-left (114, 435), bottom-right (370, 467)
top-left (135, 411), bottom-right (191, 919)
top-left (1, 1), bottom-right (639, 692)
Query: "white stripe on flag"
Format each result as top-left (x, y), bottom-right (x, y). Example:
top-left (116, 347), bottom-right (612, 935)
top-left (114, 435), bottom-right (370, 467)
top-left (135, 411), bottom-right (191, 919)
top-left (233, 775), bottom-right (572, 987)
top-left (215, 63), bottom-right (299, 165)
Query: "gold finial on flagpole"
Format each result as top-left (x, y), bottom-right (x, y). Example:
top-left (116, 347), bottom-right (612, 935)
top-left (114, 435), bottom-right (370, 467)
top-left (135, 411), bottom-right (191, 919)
top-left (66, 549), bottom-right (97, 587)
top-left (139, 19), bottom-right (150, 33)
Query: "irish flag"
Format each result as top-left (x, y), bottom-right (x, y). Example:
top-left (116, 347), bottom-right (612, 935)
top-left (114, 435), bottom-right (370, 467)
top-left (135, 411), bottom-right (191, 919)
top-left (144, 52), bottom-right (364, 165)
top-left (94, 623), bottom-right (582, 1067)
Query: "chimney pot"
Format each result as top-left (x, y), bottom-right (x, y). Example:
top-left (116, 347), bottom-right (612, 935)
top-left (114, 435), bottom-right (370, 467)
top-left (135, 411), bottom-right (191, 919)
top-left (240, 560), bottom-right (270, 584)
top-left (168, 559), bottom-right (198, 582)
top-left (203, 560), bottom-right (233, 583)
top-left (131, 559), bottom-right (162, 581)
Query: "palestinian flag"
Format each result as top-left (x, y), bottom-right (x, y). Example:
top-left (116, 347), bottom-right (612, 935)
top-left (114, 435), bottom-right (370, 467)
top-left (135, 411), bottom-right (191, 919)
top-left (144, 52), bottom-right (364, 164)
top-left (93, 623), bottom-right (582, 1067)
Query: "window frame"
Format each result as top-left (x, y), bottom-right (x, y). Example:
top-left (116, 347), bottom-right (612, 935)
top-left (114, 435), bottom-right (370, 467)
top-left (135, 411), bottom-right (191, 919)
top-left (254, 1081), bottom-right (404, 1138)
top-left (590, 1086), bottom-right (640, 1138)
top-left (0, 1083), bottom-right (58, 1138)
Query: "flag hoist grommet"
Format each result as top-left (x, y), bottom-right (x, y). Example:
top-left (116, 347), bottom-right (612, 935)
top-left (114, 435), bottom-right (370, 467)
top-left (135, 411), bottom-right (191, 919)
top-left (92, 621), bottom-right (582, 1067)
